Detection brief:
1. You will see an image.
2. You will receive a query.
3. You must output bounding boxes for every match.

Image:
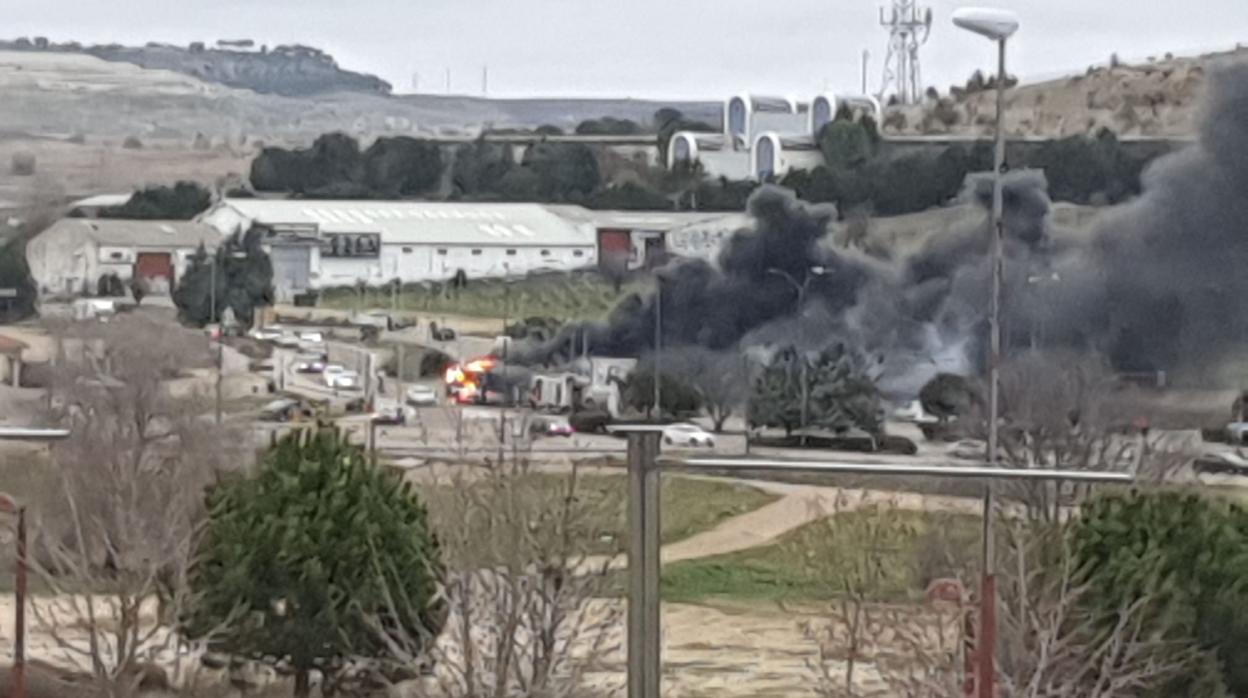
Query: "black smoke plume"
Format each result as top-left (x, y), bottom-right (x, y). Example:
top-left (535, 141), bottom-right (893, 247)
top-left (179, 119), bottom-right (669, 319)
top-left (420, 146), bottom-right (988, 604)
top-left (525, 59), bottom-right (1248, 390)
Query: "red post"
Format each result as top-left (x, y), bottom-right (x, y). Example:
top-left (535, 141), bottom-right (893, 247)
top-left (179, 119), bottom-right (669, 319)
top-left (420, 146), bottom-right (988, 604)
top-left (977, 572), bottom-right (996, 698)
top-left (11, 507), bottom-right (27, 698)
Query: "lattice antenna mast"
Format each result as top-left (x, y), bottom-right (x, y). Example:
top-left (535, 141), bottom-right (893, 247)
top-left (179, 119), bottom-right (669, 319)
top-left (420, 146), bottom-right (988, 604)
top-left (878, 1), bottom-right (933, 105)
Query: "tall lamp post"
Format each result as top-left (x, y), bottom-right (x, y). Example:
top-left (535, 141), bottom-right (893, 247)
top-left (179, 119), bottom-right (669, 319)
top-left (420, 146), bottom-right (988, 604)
top-left (952, 8), bottom-right (1020, 698)
top-left (766, 266), bottom-right (828, 443)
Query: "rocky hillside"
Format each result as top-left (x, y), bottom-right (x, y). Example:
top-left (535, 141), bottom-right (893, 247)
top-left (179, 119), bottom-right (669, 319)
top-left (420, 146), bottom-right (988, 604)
top-left (883, 47), bottom-right (1246, 139)
top-left (0, 38), bottom-right (390, 97)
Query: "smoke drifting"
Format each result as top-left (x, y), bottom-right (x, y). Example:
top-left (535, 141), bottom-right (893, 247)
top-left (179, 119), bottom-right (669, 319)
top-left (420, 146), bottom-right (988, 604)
top-left (527, 59), bottom-right (1248, 391)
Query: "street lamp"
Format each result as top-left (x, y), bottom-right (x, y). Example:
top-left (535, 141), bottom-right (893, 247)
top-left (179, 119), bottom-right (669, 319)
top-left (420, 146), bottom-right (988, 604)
top-left (0, 492), bottom-right (27, 698)
top-left (211, 249), bottom-right (250, 424)
top-left (953, 7), bottom-right (1019, 698)
top-left (767, 266), bottom-right (828, 444)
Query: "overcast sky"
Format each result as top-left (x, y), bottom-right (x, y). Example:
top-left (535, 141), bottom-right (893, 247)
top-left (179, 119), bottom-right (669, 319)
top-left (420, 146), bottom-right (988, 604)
top-left (7, 1), bottom-right (1248, 100)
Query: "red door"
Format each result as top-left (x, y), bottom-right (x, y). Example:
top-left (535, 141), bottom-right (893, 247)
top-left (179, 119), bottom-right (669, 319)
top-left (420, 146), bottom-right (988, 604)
top-left (597, 229), bottom-right (631, 270)
top-left (134, 252), bottom-right (174, 290)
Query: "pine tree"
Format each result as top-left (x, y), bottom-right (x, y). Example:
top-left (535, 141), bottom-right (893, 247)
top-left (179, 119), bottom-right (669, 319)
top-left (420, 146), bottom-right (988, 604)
top-left (187, 429), bottom-right (444, 696)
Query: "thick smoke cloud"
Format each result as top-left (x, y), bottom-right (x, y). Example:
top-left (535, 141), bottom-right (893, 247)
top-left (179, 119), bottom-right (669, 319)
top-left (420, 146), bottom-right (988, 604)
top-left (526, 59), bottom-right (1248, 391)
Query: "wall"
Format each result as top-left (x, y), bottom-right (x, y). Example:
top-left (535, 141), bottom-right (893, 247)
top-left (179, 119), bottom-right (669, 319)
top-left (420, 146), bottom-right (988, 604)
top-left (307, 242), bottom-right (597, 288)
top-left (27, 228), bottom-right (97, 298)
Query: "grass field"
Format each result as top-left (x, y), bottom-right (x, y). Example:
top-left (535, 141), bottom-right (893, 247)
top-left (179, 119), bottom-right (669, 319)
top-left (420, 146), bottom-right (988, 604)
top-left (318, 269), bottom-right (651, 322)
top-left (656, 510), bottom-right (981, 604)
top-left (432, 472), bottom-right (778, 557)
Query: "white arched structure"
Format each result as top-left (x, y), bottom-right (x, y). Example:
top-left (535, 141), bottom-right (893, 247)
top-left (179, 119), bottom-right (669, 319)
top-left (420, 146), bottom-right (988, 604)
top-left (809, 93), bottom-right (884, 137)
top-left (667, 132), bottom-right (727, 169)
top-left (725, 94), bottom-right (801, 149)
top-left (751, 133), bottom-right (821, 181)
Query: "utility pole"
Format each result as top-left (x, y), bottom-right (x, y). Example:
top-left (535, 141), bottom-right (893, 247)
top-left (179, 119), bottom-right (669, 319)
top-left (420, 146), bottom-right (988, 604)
top-left (211, 255), bottom-right (222, 424)
top-left (862, 50), bottom-right (870, 95)
top-left (653, 278), bottom-right (662, 422)
top-left (445, 67), bottom-right (451, 94)
top-left (482, 65), bottom-right (489, 96)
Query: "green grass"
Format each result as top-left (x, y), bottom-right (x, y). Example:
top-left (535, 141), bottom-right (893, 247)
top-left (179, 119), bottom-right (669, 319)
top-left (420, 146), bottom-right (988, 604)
top-left (434, 472), bottom-right (778, 557)
top-left (656, 510), bottom-right (982, 604)
top-left (319, 269), bottom-right (651, 322)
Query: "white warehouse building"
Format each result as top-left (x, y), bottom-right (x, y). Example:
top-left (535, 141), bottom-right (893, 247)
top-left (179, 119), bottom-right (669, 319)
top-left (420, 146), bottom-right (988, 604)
top-left (668, 93), bottom-right (882, 180)
top-left (201, 199), bottom-right (598, 300)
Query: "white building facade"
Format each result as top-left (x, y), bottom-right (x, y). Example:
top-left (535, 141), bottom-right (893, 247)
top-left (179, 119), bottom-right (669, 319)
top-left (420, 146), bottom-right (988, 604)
top-left (201, 200), bottom-right (599, 299)
top-left (669, 93), bottom-right (882, 180)
top-left (27, 219), bottom-right (221, 300)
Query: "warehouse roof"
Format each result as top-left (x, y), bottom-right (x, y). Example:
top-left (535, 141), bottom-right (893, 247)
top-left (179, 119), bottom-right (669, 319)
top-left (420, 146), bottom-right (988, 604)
top-left (543, 205), bottom-right (733, 233)
top-left (213, 199), bottom-right (596, 247)
top-left (38, 219), bottom-right (223, 248)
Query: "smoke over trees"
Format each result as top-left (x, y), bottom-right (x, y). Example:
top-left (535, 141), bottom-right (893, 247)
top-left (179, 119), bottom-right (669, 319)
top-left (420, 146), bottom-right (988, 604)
top-left (529, 60), bottom-right (1248, 393)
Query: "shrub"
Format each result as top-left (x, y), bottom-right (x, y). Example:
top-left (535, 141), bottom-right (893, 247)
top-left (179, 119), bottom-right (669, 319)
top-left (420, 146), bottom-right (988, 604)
top-left (122, 135), bottom-right (143, 149)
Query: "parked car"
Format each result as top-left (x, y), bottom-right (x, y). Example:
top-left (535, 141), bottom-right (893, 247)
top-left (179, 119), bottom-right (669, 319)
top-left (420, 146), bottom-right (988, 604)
top-left (298, 330), bottom-right (324, 343)
top-left (371, 400), bottom-right (416, 425)
top-left (405, 384), bottom-right (438, 406)
top-left (947, 439), bottom-right (987, 461)
top-left (530, 415), bottom-right (574, 438)
top-left (322, 364), bottom-right (346, 387)
top-left (663, 423), bottom-right (715, 448)
top-left (1228, 422), bottom-right (1248, 445)
top-left (250, 326), bottom-right (283, 342)
top-left (892, 399), bottom-right (938, 424)
top-left (569, 409), bottom-right (612, 434)
top-left (258, 398), bottom-right (316, 423)
top-left (1194, 451), bottom-right (1248, 476)
top-left (295, 356), bottom-right (327, 374)
top-left (275, 332), bottom-right (301, 348)
top-left (331, 370), bottom-right (361, 390)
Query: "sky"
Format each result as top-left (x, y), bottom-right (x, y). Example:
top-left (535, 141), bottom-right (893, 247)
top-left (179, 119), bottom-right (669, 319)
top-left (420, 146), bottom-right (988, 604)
top-left (7, 0), bottom-right (1248, 101)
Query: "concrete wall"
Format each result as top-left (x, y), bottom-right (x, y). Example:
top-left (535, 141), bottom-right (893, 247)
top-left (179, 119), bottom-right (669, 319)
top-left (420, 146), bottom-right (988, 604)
top-left (307, 242), bottom-right (596, 289)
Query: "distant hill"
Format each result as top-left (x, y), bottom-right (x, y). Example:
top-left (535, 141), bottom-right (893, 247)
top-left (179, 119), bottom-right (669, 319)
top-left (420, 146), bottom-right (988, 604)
top-left (0, 38), bottom-right (391, 96)
top-left (884, 48), bottom-right (1247, 139)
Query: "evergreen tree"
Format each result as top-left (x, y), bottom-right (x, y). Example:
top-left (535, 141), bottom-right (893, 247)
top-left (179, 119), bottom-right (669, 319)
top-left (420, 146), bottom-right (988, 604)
top-left (173, 229), bottom-right (274, 327)
top-left (187, 429), bottom-right (444, 697)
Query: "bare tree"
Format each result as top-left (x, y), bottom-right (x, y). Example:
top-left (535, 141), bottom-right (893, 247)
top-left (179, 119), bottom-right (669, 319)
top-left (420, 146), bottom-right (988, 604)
top-left (800, 495), bottom-right (968, 698)
top-left (30, 314), bottom-right (249, 695)
top-left (666, 345), bottom-right (749, 432)
top-left (995, 520), bottom-right (1200, 698)
top-left (370, 461), bottom-right (621, 698)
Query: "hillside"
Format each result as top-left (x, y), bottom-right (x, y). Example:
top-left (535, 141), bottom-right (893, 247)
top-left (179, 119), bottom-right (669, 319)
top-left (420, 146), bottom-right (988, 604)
top-left (883, 47), bottom-right (1246, 139)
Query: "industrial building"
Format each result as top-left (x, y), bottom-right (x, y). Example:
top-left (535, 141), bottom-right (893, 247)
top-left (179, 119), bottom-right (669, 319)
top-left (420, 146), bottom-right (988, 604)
top-left (200, 199), bottom-right (599, 300)
top-left (544, 207), bottom-right (732, 271)
top-left (26, 219), bottom-right (221, 300)
top-left (668, 93), bottom-right (881, 180)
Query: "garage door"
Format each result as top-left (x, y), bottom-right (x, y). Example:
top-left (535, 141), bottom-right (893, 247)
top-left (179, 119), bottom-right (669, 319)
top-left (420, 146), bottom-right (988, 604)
top-left (135, 253), bottom-right (174, 294)
top-left (270, 246), bottom-right (312, 301)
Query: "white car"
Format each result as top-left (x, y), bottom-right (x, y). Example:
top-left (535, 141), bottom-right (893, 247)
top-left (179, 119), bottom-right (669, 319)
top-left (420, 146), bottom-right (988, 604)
top-left (299, 330), bottom-right (324, 343)
top-left (250, 326), bottom-right (283, 342)
top-left (892, 399), bottom-right (939, 424)
top-left (294, 356), bottom-right (327, 374)
top-left (275, 332), bottom-right (301, 348)
top-left (947, 439), bottom-right (987, 461)
top-left (331, 370), bottom-right (361, 390)
top-left (322, 364), bottom-right (346, 387)
top-left (662, 423), bottom-right (715, 448)
top-left (405, 384), bottom-right (438, 406)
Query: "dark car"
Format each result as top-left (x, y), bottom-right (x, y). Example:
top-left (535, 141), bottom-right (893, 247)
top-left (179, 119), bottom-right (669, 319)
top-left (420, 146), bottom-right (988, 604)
top-left (569, 409), bottom-right (612, 434)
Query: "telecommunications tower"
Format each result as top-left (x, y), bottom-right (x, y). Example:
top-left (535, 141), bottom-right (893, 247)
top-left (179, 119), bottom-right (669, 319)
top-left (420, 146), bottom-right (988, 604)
top-left (878, 0), bottom-right (933, 105)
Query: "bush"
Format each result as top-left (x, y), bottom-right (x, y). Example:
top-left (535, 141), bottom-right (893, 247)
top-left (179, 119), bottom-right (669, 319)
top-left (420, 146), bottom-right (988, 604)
top-left (187, 429), bottom-right (444, 696)
top-left (122, 135), bottom-right (143, 149)
top-left (10, 151), bottom-right (36, 176)
top-left (1072, 491), bottom-right (1248, 696)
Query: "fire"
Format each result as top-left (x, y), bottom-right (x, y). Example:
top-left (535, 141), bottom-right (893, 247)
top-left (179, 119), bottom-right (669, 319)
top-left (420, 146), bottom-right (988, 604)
top-left (445, 356), bottom-right (497, 404)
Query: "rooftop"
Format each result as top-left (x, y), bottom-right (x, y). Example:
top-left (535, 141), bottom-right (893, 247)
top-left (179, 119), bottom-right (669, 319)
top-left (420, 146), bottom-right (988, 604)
top-left (214, 199), bottom-right (595, 247)
top-left (39, 219), bottom-right (223, 248)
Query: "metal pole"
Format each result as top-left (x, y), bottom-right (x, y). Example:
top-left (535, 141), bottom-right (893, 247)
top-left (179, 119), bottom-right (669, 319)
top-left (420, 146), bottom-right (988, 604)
top-left (500, 277), bottom-right (509, 465)
top-left (979, 35), bottom-right (1008, 698)
top-left (653, 280), bottom-right (661, 421)
top-left (862, 49), bottom-right (870, 95)
top-left (798, 282), bottom-right (808, 446)
top-left (11, 506), bottom-right (27, 698)
top-left (627, 431), bottom-right (662, 698)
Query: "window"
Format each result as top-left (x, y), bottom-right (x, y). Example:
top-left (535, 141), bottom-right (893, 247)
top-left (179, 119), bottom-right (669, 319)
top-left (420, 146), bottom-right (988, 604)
top-left (506, 249), bottom-right (517, 256)
top-left (573, 250), bottom-right (585, 257)
top-left (471, 249), bottom-right (482, 256)
top-left (437, 248), bottom-right (448, 255)
top-left (540, 249), bottom-right (550, 257)
top-left (110, 251), bottom-right (125, 260)
top-left (402, 246), bottom-right (413, 253)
